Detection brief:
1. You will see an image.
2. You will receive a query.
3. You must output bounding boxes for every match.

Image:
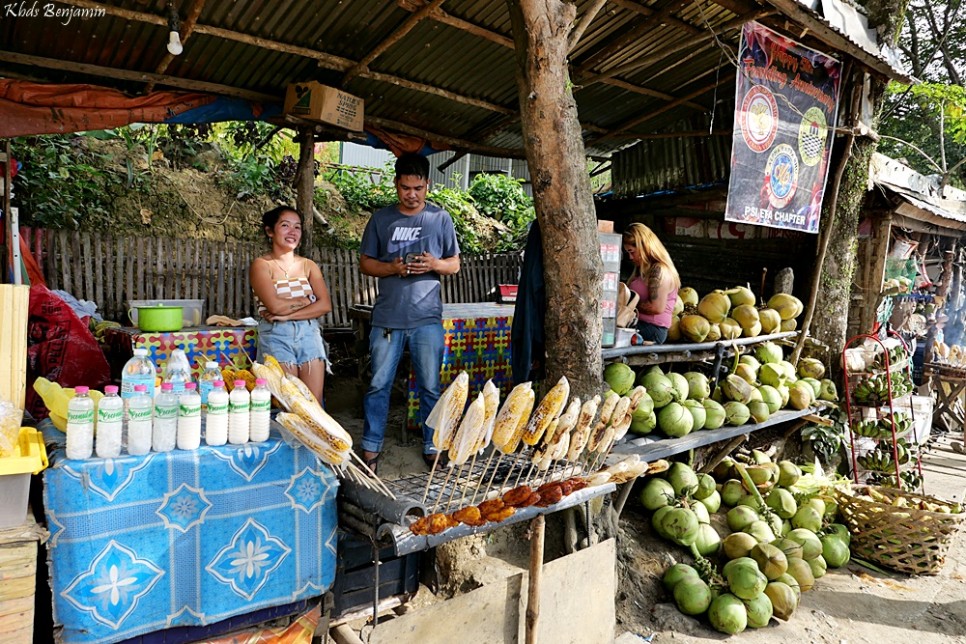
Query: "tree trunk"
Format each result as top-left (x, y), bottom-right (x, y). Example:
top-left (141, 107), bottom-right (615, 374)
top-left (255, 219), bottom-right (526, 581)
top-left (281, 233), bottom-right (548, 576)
top-left (506, 0), bottom-right (603, 399)
top-left (296, 128), bottom-right (315, 254)
top-left (810, 0), bottom-right (909, 361)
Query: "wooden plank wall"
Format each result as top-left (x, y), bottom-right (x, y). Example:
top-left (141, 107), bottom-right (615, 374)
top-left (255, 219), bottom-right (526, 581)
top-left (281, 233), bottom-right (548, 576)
top-left (36, 230), bottom-right (522, 327)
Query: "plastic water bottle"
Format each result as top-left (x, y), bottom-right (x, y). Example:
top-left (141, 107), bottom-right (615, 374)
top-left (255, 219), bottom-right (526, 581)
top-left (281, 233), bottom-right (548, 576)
top-left (153, 382), bottom-right (178, 452)
top-left (198, 361), bottom-right (222, 407)
top-left (95, 385), bottom-right (124, 458)
top-left (127, 384), bottom-right (153, 455)
top-left (177, 382), bottom-right (202, 450)
top-left (163, 349), bottom-right (192, 394)
top-left (121, 348), bottom-right (157, 403)
top-left (250, 378), bottom-right (272, 442)
top-left (205, 380), bottom-right (229, 446)
top-left (228, 380), bottom-right (250, 444)
top-left (65, 386), bottom-right (95, 460)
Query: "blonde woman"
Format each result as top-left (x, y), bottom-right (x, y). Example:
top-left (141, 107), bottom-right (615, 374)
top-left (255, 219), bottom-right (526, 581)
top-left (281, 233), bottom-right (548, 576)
top-left (622, 223), bottom-right (681, 344)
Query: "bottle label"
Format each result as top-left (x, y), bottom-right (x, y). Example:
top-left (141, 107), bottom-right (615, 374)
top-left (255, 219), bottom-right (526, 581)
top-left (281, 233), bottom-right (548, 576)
top-left (129, 407), bottom-right (152, 422)
top-left (208, 401), bottom-right (229, 415)
top-left (67, 409), bottom-right (94, 424)
top-left (251, 399), bottom-right (271, 412)
top-left (121, 374), bottom-right (156, 399)
top-left (155, 405), bottom-right (177, 420)
top-left (229, 401), bottom-right (250, 413)
top-left (179, 403), bottom-right (201, 417)
top-left (199, 380), bottom-right (215, 404)
top-left (97, 407), bottom-right (123, 423)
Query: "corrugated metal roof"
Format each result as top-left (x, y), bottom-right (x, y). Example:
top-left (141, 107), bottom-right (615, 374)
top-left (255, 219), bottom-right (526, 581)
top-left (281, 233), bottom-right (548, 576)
top-left (0, 0), bottom-right (906, 160)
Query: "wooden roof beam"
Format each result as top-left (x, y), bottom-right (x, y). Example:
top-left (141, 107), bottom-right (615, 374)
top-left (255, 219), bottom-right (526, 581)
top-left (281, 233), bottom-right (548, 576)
top-left (579, 10), bottom-right (766, 85)
top-left (568, 0), bottom-right (610, 53)
top-left (343, 0), bottom-right (449, 84)
top-left (0, 50), bottom-right (277, 103)
top-left (595, 78), bottom-right (705, 111)
top-left (593, 72), bottom-right (735, 142)
top-left (607, 0), bottom-right (702, 36)
top-left (146, 0), bottom-right (208, 93)
top-left (365, 115), bottom-right (527, 159)
top-left (397, 0), bottom-right (514, 48)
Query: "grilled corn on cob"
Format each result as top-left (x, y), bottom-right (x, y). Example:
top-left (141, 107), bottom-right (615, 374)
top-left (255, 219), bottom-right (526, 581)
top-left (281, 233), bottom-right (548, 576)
top-left (277, 412), bottom-right (349, 466)
top-left (522, 376), bottom-right (570, 446)
top-left (429, 372), bottom-right (469, 451)
top-left (475, 380), bottom-right (500, 451)
top-left (449, 392), bottom-right (487, 466)
top-left (289, 395), bottom-right (353, 452)
top-left (567, 395), bottom-right (600, 461)
top-left (492, 382), bottom-right (536, 453)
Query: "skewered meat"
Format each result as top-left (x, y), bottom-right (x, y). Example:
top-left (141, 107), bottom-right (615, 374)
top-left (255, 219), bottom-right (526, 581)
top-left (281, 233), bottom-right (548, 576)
top-left (519, 492), bottom-right (541, 507)
top-left (536, 484), bottom-right (563, 507)
top-left (477, 498), bottom-right (505, 515)
top-left (482, 505), bottom-right (516, 523)
top-left (452, 506), bottom-right (486, 527)
top-left (522, 376), bottom-right (570, 446)
top-left (492, 382), bottom-right (536, 454)
top-left (502, 485), bottom-right (533, 507)
top-left (409, 512), bottom-right (458, 536)
top-left (428, 372), bottom-right (469, 451)
top-left (566, 477), bottom-right (588, 492)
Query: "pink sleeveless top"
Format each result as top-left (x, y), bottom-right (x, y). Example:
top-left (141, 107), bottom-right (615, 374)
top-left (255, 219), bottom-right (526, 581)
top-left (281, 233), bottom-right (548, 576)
top-left (628, 275), bottom-right (677, 328)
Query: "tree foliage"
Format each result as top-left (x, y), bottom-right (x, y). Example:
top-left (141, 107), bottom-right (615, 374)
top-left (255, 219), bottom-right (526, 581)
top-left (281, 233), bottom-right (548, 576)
top-left (878, 0), bottom-right (966, 183)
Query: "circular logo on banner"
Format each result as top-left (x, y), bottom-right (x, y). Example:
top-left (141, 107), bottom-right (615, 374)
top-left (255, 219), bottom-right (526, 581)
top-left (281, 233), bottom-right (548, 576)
top-left (798, 106), bottom-right (828, 167)
top-left (766, 144), bottom-right (799, 209)
top-left (740, 85), bottom-right (779, 153)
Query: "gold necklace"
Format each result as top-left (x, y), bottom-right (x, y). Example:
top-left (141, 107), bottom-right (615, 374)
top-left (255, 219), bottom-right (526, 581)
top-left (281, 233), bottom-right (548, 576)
top-left (272, 257), bottom-right (297, 278)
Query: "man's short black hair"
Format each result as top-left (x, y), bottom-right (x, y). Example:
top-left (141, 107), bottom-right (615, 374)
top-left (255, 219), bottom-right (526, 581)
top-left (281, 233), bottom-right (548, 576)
top-left (394, 153), bottom-right (430, 180)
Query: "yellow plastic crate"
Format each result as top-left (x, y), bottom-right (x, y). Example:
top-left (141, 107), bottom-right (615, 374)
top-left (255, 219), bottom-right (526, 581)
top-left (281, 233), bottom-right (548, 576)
top-left (0, 428), bottom-right (48, 529)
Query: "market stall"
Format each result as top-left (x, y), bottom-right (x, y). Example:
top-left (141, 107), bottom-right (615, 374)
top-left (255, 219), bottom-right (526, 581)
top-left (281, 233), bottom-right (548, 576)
top-left (41, 420), bottom-right (338, 643)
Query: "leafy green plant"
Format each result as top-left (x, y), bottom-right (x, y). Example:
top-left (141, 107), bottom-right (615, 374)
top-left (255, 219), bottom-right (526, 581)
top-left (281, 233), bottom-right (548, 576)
top-left (801, 410), bottom-right (848, 465)
top-left (428, 184), bottom-right (482, 253)
top-left (320, 164), bottom-right (397, 212)
top-left (467, 173), bottom-right (535, 251)
top-left (14, 134), bottom-right (123, 229)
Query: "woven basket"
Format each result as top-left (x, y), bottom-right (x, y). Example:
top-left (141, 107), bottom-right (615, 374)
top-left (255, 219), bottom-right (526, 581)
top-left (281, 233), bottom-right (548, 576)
top-left (835, 485), bottom-right (965, 575)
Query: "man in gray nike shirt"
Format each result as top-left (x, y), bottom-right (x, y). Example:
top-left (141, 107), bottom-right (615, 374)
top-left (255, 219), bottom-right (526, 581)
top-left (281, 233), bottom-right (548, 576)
top-left (359, 153), bottom-right (461, 471)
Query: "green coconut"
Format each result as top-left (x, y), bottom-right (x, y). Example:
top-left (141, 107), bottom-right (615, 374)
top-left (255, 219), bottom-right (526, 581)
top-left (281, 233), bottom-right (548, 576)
top-left (684, 371), bottom-right (711, 400)
top-left (697, 290), bottom-right (731, 323)
top-left (658, 402), bottom-right (693, 438)
top-left (678, 286), bottom-right (700, 307)
top-left (680, 314), bottom-right (712, 343)
top-left (755, 342), bottom-right (784, 365)
top-left (724, 401), bottom-right (751, 426)
top-left (702, 399), bottom-right (727, 429)
top-left (682, 399), bottom-right (707, 430)
top-left (604, 363), bottom-right (636, 395)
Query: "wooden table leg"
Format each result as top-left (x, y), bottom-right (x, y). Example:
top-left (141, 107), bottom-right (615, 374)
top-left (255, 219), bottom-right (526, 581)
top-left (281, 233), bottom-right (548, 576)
top-left (526, 514), bottom-right (545, 644)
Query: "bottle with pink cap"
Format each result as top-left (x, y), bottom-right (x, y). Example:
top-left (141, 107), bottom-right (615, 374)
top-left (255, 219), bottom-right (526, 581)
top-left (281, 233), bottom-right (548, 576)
top-left (65, 386), bottom-right (94, 460)
top-left (249, 378), bottom-right (272, 442)
top-left (153, 382), bottom-right (178, 452)
top-left (228, 380), bottom-right (250, 444)
top-left (95, 385), bottom-right (124, 458)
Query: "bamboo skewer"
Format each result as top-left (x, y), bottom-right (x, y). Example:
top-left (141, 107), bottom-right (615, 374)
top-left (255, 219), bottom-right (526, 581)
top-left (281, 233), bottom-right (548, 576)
top-left (348, 451), bottom-right (396, 498)
top-left (443, 460), bottom-right (469, 513)
top-left (421, 450), bottom-right (444, 504)
top-left (471, 449), bottom-right (501, 504)
top-left (430, 464), bottom-right (457, 514)
top-left (459, 449), bottom-right (482, 508)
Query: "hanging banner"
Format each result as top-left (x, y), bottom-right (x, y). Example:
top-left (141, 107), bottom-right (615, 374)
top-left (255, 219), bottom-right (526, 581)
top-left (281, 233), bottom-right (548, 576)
top-left (725, 22), bottom-right (842, 233)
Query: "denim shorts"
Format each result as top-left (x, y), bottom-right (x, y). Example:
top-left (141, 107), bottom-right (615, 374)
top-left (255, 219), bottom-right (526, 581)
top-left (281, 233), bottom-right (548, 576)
top-left (256, 319), bottom-right (327, 366)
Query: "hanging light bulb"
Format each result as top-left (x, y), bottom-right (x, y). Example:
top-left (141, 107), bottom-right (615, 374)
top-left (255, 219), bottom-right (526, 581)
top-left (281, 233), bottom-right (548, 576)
top-left (166, 30), bottom-right (183, 56)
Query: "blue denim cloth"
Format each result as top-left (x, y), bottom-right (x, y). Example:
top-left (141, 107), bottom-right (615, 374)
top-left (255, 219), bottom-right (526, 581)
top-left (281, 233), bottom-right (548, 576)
top-left (256, 319), bottom-right (327, 366)
top-left (636, 321), bottom-right (669, 344)
top-left (362, 323), bottom-right (444, 454)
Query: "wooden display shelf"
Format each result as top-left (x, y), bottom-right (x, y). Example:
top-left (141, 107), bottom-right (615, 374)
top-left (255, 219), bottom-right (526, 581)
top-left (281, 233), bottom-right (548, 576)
top-left (602, 331), bottom-right (798, 367)
top-left (610, 407), bottom-right (816, 461)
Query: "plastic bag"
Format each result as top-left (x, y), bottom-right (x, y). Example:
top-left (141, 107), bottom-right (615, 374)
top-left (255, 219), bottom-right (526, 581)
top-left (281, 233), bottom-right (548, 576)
top-left (198, 604), bottom-right (320, 644)
top-left (0, 397), bottom-right (23, 457)
top-left (25, 284), bottom-right (111, 421)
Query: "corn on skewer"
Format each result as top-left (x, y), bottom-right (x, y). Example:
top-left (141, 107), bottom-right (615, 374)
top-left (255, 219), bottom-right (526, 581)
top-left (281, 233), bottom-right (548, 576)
top-left (428, 372), bottom-right (469, 451)
top-left (492, 382), bottom-right (535, 453)
top-left (449, 393), bottom-right (487, 466)
top-left (277, 412), bottom-right (349, 467)
top-left (564, 395), bottom-right (601, 478)
top-left (521, 376), bottom-right (570, 446)
top-left (475, 380), bottom-right (500, 452)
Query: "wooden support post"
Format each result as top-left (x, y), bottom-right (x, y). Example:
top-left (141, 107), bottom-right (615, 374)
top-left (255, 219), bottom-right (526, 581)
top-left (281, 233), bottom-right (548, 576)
top-left (296, 128), bottom-right (315, 254)
top-left (526, 514), bottom-right (545, 644)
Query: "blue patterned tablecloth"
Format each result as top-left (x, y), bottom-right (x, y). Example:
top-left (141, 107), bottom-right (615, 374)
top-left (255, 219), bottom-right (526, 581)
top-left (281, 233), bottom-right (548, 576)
top-left (42, 422), bottom-right (338, 644)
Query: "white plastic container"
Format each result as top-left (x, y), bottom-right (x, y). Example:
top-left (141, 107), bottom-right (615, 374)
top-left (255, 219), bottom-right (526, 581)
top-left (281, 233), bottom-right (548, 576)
top-left (198, 361), bottom-right (222, 407)
top-left (65, 386), bottom-right (95, 460)
top-left (249, 378), bottom-right (272, 442)
top-left (0, 427), bottom-right (47, 529)
top-left (228, 380), bottom-right (250, 445)
top-left (177, 382), bottom-right (202, 450)
top-left (163, 349), bottom-right (192, 394)
top-left (121, 348), bottom-right (157, 402)
top-left (205, 380), bottom-right (229, 446)
top-left (95, 385), bottom-right (124, 458)
top-left (153, 382), bottom-right (178, 452)
top-left (127, 384), bottom-right (153, 455)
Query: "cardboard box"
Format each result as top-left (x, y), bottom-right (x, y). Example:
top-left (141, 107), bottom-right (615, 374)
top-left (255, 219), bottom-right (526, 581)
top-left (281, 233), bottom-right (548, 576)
top-left (284, 82), bottom-right (364, 131)
top-left (597, 220), bottom-right (614, 233)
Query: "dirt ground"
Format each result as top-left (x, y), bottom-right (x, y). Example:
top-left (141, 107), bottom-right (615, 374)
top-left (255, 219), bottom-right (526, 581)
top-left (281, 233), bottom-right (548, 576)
top-left (324, 364), bottom-right (966, 643)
